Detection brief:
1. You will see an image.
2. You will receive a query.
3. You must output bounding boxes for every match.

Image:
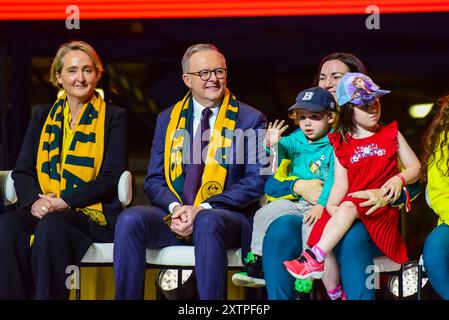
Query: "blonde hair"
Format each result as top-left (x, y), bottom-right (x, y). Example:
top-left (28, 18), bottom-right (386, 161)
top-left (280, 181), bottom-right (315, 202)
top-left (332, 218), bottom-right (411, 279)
top-left (288, 109), bottom-right (336, 129)
top-left (49, 40), bottom-right (103, 88)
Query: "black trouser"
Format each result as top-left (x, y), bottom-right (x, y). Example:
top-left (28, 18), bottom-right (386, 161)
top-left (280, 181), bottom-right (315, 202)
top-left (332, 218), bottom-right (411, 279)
top-left (0, 209), bottom-right (110, 299)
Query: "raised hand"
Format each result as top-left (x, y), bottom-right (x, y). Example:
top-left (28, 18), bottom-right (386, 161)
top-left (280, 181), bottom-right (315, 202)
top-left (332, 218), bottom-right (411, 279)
top-left (265, 119), bottom-right (289, 149)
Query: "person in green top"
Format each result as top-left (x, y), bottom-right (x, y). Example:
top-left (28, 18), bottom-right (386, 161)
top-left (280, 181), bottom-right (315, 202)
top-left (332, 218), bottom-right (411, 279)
top-left (232, 87), bottom-right (346, 300)
top-left (422, 94), bottom-right (449, 300)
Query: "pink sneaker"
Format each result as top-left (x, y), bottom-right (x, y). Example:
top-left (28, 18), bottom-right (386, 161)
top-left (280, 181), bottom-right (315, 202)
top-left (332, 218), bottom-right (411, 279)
top-left (283, 249), bottom-right (324, 280)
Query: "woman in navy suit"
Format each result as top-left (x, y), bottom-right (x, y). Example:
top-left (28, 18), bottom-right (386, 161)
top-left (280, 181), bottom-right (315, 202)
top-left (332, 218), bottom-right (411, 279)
top-left (0, 41), bottom-right (127, 299)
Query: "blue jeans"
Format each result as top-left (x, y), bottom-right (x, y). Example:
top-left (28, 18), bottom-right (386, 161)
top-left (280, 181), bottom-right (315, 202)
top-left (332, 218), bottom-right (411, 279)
top-left (263, 216), bottom-right (381, 300)
top-left (423, 224), bottom-right (449, 300)
top-left (333, 221), bottom-right (382, 300)
top-left (263, 215), bottom-right (302, 300)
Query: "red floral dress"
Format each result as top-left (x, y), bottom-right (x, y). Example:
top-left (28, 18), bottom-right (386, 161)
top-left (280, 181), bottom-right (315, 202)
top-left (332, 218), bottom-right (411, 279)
top-left (308, 122), bottom-right (408, 263)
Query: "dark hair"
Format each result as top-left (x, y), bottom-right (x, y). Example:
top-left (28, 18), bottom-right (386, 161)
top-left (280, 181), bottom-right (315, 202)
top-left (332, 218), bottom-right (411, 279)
top-left (336, 100), bottom-right (380, 140)
top-left (313, 52), bottom-right (367, 86)
top-left (420, 95), bottom-right (449, 182)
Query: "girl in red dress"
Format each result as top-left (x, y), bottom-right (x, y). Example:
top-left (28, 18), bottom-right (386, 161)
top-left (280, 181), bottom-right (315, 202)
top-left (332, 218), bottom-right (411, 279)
top-left (284, 73), bottom-right (421, 282)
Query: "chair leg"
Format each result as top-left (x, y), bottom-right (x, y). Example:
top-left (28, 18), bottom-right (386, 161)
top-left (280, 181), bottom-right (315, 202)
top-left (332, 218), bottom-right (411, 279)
top-left (224, 272), bottom-right (228, 300)
top-left (177, 269), bottom-right (182, 299)
top-left (255, 287), bottom-right (266, 300)
top-left (76, 268), bottom-right (81, 300)
top-left (417, 265), bottom-right (422, 300)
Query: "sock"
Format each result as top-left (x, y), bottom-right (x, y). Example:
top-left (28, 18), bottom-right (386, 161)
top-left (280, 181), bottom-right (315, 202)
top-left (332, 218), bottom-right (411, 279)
top-left (311, 245), bottom-right (327, 263)
top-left (327, 284), bottom-right (343, 300)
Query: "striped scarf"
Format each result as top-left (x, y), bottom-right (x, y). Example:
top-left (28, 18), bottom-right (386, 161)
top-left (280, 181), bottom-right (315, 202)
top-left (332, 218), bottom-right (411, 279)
top-left (164, 89), bottom-right (239, 206)
top-left (36, 90), bottom-right (107, 226)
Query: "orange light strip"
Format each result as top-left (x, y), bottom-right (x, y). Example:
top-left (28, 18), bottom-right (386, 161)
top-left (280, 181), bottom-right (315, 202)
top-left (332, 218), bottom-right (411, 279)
top-left (1, 0), bottom-right (449, 20)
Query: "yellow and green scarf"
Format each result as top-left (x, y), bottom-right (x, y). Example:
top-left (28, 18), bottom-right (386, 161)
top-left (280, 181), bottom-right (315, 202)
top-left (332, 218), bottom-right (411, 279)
top-left (36, 90), bottom-right (107, 226)
top-left (164, 89), bottom-right (239, 206)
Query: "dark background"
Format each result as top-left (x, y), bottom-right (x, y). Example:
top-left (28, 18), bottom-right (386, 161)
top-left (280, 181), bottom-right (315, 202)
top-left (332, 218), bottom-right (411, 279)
top-left (1, 12), bottom-right (449, 259)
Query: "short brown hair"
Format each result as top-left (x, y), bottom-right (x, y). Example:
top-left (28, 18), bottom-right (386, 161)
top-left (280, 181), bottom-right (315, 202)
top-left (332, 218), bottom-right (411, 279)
top-left (49, 40), bottom-right (103, 88)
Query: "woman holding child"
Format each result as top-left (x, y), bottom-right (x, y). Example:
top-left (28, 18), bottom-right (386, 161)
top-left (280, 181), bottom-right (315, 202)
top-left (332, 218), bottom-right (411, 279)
top-left (261, 53), bottom-right (419, 300)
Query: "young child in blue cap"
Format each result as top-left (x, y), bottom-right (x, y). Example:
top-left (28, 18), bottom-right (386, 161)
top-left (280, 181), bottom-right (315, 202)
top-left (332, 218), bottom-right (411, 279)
top-left (232, 86), bottom-right (346, 300)
top-left (284, 73), bottom-right (421, 289)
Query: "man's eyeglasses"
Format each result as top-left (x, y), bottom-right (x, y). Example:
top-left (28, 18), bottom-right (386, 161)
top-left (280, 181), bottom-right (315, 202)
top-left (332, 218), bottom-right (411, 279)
top-left (187, 68), bottom-right (227, 81)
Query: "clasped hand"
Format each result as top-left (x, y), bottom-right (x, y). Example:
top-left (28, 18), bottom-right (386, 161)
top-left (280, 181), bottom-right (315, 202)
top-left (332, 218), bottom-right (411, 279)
top-left (170, 205), bottom-right (204, 237)
top-left (30, 193), bottom-right (70, 219)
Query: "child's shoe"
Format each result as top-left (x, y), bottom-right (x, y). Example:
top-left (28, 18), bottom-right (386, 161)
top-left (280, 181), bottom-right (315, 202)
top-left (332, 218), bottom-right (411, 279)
top-left (283, 249), bottom-right (324, 280)
top-left (338, 291), bottom-right (347, 300)
top-left (232, 252), bottom-right (265, 287)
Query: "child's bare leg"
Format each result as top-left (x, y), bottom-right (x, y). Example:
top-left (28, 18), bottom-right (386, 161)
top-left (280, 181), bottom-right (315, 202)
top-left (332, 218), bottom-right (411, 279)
top-left (322, 252), bottom-right (345, 300)
top-left (317, 201), bottom-right (358, 253)
top-left (322, 252), bottom-right (339, 291)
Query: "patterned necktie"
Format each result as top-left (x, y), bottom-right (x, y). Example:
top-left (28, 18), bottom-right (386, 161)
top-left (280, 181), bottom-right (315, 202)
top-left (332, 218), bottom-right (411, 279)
top-left (182, 107), bottom-right (213, 205)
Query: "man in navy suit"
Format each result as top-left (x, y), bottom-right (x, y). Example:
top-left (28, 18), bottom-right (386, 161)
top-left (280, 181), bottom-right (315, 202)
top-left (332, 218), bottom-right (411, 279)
top-left (113, 44), bottom-right (267, 299)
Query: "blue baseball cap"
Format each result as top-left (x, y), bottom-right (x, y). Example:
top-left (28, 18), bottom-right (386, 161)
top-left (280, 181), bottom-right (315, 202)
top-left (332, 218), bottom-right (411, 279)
top-left (337, 72), bottom-right (390, 107)
top-left (288, 87), bottom-right (336, 112)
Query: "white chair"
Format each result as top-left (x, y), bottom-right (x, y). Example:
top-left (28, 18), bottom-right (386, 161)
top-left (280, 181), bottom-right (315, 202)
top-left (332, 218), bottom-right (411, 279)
top-left (1, 170), bottom-right (243, 299)
top-left (77, 170), bottom-right (132, 299)
top-left (0, 170), bottom-right (130, 210)
top-left (0, 170), bottom-right (17, 206)
top-left (1, 170), bottom-right (407, 299)
top-left (117, 170), bottom-right (132, 207)
top-left (78, 170), bottom-right (244, 299)
top-left (388, 185), bottom-right (430, 300)
top-left (373, 256), bottom-right (404, 299)
top-left (80, 243), bottom-right (243, 299)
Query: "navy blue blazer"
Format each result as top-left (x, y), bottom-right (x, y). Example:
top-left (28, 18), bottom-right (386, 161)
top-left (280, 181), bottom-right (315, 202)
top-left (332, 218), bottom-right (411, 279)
top-left (12, 104), bottom-right (127, 231)
top-left (144, 100), bottom-right (267, 215)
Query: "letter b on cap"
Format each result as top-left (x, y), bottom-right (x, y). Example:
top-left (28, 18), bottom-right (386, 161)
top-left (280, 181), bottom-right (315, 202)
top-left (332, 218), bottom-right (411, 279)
top-left (303, 92), bottom-right (314, 101)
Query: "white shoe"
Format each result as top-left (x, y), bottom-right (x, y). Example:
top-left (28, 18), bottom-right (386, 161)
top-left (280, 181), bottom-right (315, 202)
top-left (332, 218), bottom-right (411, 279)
top-left (232, 272), bottom-right (266, 288)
